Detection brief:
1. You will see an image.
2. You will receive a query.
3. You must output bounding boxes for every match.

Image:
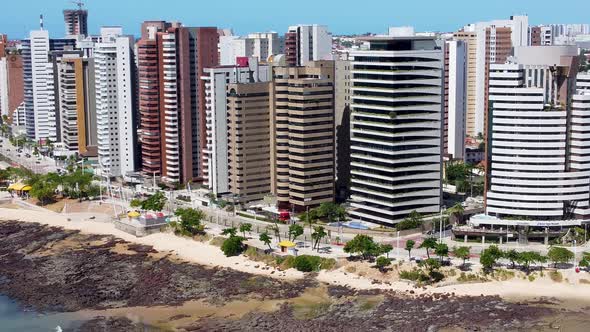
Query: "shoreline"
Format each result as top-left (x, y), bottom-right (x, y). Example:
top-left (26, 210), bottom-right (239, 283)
top-left (1, 214), bottom-right (590, 331)
top-left (2, 207), bottom-right (589, 307)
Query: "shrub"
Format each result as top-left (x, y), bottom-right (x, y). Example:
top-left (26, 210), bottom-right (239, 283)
top-left (293, 255), bottom-right (322, 272)
top-left (209, 236), bottom-right (226, 247)
top-left (399, 269), bottom-right (428, 282)
top-left (376, 256), bottom-right (391, 272)
top-left (549, 270), bottom-right (563, 283)
top-left (278, 255), bottom-right (296, 270)
top-left (221, 236), bottom-right (245, 257)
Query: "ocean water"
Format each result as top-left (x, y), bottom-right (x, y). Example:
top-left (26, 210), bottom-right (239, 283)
top-left (0, 295), bottom-right (83, 332)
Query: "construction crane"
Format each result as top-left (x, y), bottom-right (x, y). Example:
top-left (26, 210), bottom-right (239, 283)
top-left (71, 0), bottom-right (85, 10)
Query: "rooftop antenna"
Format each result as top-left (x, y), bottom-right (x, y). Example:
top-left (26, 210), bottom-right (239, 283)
top-left (40, 14), bottom-right (44, 30)
top-left (71, 0), bottom-right (85, 10)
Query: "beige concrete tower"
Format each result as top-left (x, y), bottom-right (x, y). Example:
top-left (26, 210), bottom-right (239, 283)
top-left (270, 61), bottom-right (335, 212)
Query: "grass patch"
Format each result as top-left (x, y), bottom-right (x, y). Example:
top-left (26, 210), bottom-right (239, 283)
top-left (209, 236), bottom-right (226, 247)
top-left (549, 270), bottom-right (563, 283)
top-left (579, 279), bottom-right (590, 285)
top-left (399, 269), bottom-right (428, 283)
top-left (357, 296), bottom-right (383, 311)
top-left (457, 272), bottom-right (488, 283)
top-left (293, 302), bottom-right (331, 319)
top-left (344, 265), bottom-right (357, 273)
top-left (493, 269), bottom-right (515, 281)
top-left (528, 275), bottom-right (536, 282)
top-left (192, 233), bottom-right (211, 242)
top-left (446, 268), bottom-right (458, 277)
top-left (243, 247), bottom-right (276, 265)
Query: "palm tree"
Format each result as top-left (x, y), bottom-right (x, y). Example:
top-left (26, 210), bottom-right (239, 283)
top-left (419, 238), bottom-right (437, 259)
top-left (446, 203), bottom-right (464, 225)
top-left (259, 232), bottom-right (272, 251)
top-left (311, 226), bottom-right (327, 251)
top-left (405, 240), bottom-right (415, 261)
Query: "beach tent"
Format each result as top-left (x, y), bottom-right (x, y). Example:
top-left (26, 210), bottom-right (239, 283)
top-left (127, 211), bottom-right (141, 218)
top-left (278, 240), bottom-right (296, 253)
top-left (7, 183), bottom-right (32, 192)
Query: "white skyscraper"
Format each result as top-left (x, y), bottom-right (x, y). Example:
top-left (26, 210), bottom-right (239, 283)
top-left (484, 46), bottom-right (587, 228)
top-left (285, 24), bottom-right (332, 66)
top-left (349, 36), bottom-right (444, 226)
top-left (0, 57), bottom-right (8, 118)
top-left (94, 27), bottom-right (136, 177)
top-left (444, 40), bottom-right (466, 160)
top-left (29, 30), bottom-right (57, 142)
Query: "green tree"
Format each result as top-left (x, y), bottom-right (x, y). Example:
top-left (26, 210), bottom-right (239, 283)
top-left (299, 208), bottom-right (320, 235)
top-left (376, 256), bottom-right (391, 273)
top-left (419, 258), bottom-right (442, 273)
top-left (318, 202), bottom-right (346, 223)
top-left (30, 181), bottom-right (57, 205)
top-left (447, 203), bottom-right (464, 225)
top-left (480, 250), bottom-right (497, 273)
top-left (141, 191), bottom-right (167, 211)
top-left (311, 225), bottom-right (327, 251)
top-left (435, 243), bottom-right (449, 263)
top-left (580, 252), bottom-right (590, 271)
top-left (419, 238), bottom-right (437, 259)
top-left (222, 227), bottom-right (237, 237)
top-left (239, 222), bottom-right (252, 238)
top-left (221, 236), bottom-right (245, 257)
top-left (487, 245), bottom-right (503, 260)
top-left (516, 251), bottom-right (547, 274)
top-left (174, 208), bottom-right (206, 236)
top-left (343, 234), bottom-right (380, 260)
top-left (130, 198), bottom-right (143, 208)
top-left (396, 210), bottom-right (423, 230)
top-left (288, 224), bottom-right (304, 241)
top-left (259, 232), bottom-right (272, 251)
top-left (503, 249), bottom-right (520, 269)
top-left (405, 240), bottom-right (415, 261)
top-left (379, 244), bottom-right (393, 259)
top-left (547, 246), bottom-right (574, 268)
top-left (453, 246), bottom-right (471, 267)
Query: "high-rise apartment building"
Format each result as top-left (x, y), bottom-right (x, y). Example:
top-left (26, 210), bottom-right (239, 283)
top-left (0, 35), bottom-right (24, 125)
top-left (94, 27), bottom-right (136, 177)
top-left (226, 81), bottom-right (273, 204)
top-left (0, 35), bottom-right (8, 120)
top-left (21, 30), bottom-right (76, 141)
top-left (137, 21), bottom-right (173, 179)
top-left (529, 26), bottom-right (553, 46)
top-left (57, 54), bottom-right (96, 156)
top-left (201, 59), bottom-right (270, 199)
top-left (455, 15), bottom-right (529, 138)
top-left (443, 40), bottom-right (466, 160)
top-left (334, 56), bottom-right (352, 201)
top-left (349, 36), bottom-right (444, 226)
top-left (484, 46), bottom-right (585, 230)
top-left (219, 32), bottom-right (279, 65)
top-left (284, 25), bottom-right (332, 67)
top-left (270, 61), bottom-right (335, 211)
top-left (137, 22), bottom-right (219, 184)
top-left (63, 9), bottom-right (88, 37)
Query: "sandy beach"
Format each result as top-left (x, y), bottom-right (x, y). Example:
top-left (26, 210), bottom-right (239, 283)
top-left (2, 206), bottom-right (590, 307)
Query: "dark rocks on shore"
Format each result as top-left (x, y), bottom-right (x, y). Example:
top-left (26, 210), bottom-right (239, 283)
top-left (0, 220), bottom-right (315, 312)
top-left (0, 220), bottom-right (557, 331)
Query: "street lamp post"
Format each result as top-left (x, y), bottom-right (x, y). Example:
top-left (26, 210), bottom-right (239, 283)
top-left (439, 205), bottom-right (446, 243)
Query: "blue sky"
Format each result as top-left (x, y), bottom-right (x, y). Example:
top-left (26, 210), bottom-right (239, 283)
top-left (2, 0), bottom-right (589, 39)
